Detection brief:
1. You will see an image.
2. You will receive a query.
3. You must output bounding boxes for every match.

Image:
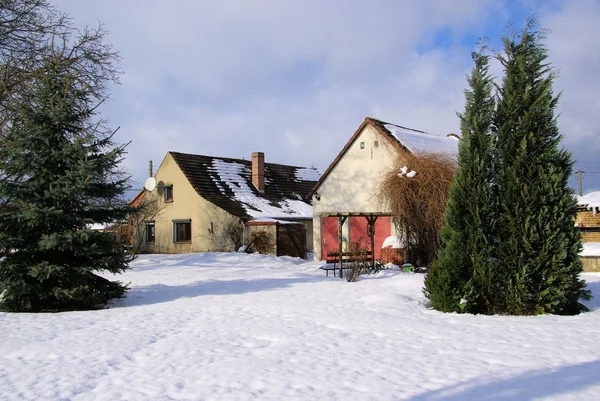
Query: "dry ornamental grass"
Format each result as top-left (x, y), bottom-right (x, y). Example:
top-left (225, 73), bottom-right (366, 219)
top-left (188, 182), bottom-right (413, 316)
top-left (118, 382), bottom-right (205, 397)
top-left (379, 152), bottom-right (457, 266)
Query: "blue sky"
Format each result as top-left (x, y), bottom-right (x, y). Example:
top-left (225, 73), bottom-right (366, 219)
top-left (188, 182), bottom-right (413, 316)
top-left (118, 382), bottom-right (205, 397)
top-left (53, 0), bottom-right (600, 195)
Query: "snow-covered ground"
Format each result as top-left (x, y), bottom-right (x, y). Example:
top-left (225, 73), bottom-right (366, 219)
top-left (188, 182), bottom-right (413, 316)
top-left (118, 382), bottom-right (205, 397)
top-left (1, 253), bottom-right (600, 401)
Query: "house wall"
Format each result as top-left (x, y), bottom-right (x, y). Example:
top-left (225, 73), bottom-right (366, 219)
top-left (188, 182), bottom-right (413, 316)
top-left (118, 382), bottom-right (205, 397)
top-left (246, 224), bottom-right (278, 255)
top-left (312, 124), bottom-right (400, 260)
top-left (135, 153), bottom-right (242, 254)
top-left (581, 256), bottom-right (600, 272)
top-left (575, 208), bottom-right (600, 242)
top-left (305, 220), bottom-right (313, 252)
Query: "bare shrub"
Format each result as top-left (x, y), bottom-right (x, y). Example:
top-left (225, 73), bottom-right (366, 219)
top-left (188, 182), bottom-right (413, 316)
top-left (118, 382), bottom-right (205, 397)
top-left (249, 230), bottom-right (274, 255)
top-left (379, 152), bottom-right (457, 266)
top-left (202, 214), bottom-right (244, 252)
top-left (130, 193), bottom-right (164, 255)
top-left (346, 241), bottom-right (372, 282)
top-left (222, 217), bottom-right (243, 251)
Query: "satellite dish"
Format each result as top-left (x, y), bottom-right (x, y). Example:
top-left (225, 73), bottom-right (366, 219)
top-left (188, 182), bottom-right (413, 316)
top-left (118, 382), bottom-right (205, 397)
top-left (144, 177), bottom-right (156, 191)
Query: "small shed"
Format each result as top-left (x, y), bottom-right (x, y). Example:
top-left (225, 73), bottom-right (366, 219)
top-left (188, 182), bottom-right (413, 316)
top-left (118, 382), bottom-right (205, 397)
top-left (245, 219), bottom-right (307, 259)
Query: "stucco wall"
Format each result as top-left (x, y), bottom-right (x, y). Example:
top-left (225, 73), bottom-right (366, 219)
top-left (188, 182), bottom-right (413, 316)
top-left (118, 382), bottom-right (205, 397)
top-left (246, 224), bottom-right (277, 255)
top-left (312, 125), bottom-right (399, 260)
top-left (136, 153), bottom-right (242, 254)
top-left (305, 219), bottom-right (313, 252)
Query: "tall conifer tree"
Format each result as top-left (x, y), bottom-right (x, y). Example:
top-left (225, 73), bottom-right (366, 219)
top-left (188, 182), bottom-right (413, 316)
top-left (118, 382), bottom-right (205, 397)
top-left (0, 47), bottom-right (130, 312)
top-left (495, 20), bottom-right (590, 315)
top-left (424, 52), bottom-right (498, 313)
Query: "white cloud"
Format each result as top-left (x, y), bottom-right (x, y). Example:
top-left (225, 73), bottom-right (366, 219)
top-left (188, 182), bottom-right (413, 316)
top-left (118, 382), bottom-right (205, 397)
top-left (53, 0), bottom-right (600, 192)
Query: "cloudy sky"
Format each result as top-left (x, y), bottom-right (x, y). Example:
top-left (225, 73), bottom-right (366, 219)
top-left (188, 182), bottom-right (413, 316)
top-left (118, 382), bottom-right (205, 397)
top-left (53, 0), bottom-right (600, 195)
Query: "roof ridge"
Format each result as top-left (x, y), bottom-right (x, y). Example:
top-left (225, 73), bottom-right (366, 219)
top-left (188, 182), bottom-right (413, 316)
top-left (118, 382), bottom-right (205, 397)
top-left (366, 117), bottom-right (434, 136)
top-left (168, 151), bottom-right (315, 170)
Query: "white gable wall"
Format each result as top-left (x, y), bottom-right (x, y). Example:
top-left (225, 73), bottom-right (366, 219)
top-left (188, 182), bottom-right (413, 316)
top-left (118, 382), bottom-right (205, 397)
top-left (312, 124), bottom-right (401, 260)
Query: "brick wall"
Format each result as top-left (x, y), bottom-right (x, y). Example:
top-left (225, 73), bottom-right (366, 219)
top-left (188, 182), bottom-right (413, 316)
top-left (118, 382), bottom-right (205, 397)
top-left (574, 208), bottom-right (600, 242)
top-left (381, 247), bottom-right (403, 266)
top-left (574, 208), bottom-right (600, 227)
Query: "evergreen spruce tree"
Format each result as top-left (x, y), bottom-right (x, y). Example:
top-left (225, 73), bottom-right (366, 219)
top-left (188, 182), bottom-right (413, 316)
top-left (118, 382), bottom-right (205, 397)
top-left (424, 52), bottom-right (498, 313)
top-left (494, 19), bottom-right (590, 315)
top-left (0, 50), bottom-right (131, 312)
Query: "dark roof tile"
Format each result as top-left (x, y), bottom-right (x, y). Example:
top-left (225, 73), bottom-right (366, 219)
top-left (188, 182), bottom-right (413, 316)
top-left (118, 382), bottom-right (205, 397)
top-left (170, 152), bottom-right (319, 220)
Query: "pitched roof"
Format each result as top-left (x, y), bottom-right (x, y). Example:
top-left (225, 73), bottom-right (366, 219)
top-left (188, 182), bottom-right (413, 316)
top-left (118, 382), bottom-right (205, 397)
top-left (130, 189), bottom-right (146, 209)
top-left (371, 118), bottom-right (459, 156)
top-left (308, 117), bottom-right (459, 197)
top-left (169, 152), bottom-right (320, 220)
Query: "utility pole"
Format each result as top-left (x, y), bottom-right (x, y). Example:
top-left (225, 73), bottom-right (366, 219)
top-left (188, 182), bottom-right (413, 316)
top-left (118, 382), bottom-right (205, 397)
top-left (578, 170), bottom-right (583, 196)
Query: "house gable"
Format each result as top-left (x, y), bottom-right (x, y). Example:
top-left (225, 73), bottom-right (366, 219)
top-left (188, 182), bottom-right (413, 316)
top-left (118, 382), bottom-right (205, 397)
top-left (309, 117), bottom-right (458, 198)
top-left (139, 153), bottom-right (238, 253)
top-left (311, 121), bottom-right (403, 215)
top-left (310, 116), bottom-right (458, 261)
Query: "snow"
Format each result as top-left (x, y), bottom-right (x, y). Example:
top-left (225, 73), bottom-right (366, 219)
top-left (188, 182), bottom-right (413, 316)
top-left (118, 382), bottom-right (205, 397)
top-left (581, 242), bottom-right (600, 257)
top-left (87, 223), bottom-right (107, 230)
top-left (210, 159), bottom-right (313, 219)
top-left (382, 235), bottom-right (404, 249)
top-left (577, 191), bottom-right (600, 211)
top-left (384, 123), bottom-right (459, 156)
top-left (1, 253), bottom-right (599, 400)
top-left (397, 165), bottom-right (417, 178)
top-left (295, 167), bottom-right (321, 182)
top-left (247, 218), bottom-right (302, 225)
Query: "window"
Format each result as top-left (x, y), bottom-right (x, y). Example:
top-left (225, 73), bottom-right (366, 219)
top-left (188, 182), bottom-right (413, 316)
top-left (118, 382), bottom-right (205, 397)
top-left (164, 185), bottom-right (173, 202)
top-left (146, 221), bottom-right (155, 242)
top-left (173, 219), bottom-right (191, 242)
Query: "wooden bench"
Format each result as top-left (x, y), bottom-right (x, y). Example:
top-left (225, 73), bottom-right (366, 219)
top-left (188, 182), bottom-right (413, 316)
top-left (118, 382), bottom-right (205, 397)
top-left (320, 251), bottom-right (373, 277)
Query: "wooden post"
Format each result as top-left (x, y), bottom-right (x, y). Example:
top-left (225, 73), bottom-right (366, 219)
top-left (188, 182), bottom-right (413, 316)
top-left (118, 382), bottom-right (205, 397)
top-left (578, 170), bottom-right (583, 196)
top-left (366, 215), bottom-right (378, 270)
top-left (338, 215), bottom-right (347, 278)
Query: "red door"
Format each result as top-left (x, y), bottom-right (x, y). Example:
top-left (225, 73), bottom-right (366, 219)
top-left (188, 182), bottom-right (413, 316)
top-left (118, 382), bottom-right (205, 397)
top-left (321, 217), bottom-right (339, 260)
top-left (349, 216), bottom-right (391, 260)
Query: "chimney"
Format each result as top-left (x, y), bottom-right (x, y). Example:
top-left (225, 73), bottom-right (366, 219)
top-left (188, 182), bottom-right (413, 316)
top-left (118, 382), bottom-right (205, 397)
top-left (252, 152), bottom-right (265, 193)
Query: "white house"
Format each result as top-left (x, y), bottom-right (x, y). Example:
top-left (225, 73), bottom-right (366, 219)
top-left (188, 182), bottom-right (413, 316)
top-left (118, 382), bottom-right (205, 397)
top-left (308, 117), bottom-right (459, 262)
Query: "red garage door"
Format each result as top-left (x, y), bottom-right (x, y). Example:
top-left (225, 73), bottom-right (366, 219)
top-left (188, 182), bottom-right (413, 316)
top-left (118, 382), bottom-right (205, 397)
top-left (349, 216), bottom-right (391, 260)
top-left (321, 217), bottom-right (339, 260)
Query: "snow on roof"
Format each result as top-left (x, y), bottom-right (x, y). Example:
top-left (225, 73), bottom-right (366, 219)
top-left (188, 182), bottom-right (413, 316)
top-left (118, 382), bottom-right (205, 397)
top-left (577, 192), bottom-right (600, 210)
top-left (246, 218), bottom-right (303, 225)
top-left (295, 167), bottom-right (321, 182)
top-left (212, 159), bottom-right (313, 219)
top-left (87, 223), bottom-right (107, 230)
top-left (383, 124), bottom-right (459, 156)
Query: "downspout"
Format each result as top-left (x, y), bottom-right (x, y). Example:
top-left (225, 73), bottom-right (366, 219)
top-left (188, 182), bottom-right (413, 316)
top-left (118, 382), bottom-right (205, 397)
top-left (241, 218), bottom-right (247, 247)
